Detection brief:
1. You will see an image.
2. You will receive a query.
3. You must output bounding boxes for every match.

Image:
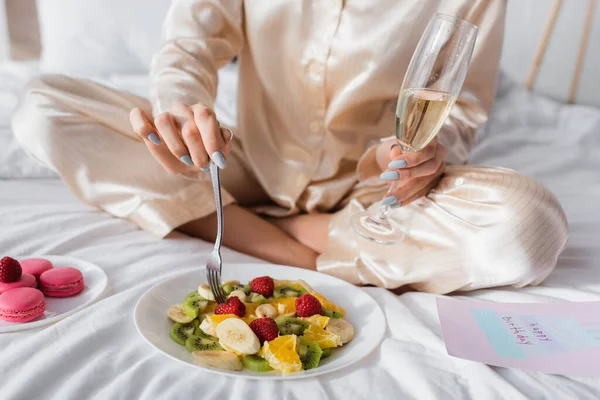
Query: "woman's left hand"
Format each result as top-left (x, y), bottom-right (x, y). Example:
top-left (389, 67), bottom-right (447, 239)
top-left (375, 137), bottom-right (446, 207)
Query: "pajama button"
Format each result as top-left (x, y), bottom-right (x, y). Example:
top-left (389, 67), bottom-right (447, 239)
top-left (455, 178), bottom-right (464, 187)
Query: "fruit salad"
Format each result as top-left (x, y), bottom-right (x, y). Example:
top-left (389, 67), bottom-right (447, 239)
top-left (167, 276), bottom-right (354, 373)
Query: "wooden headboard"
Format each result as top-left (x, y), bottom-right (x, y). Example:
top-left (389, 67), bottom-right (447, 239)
top-left (4, 0), bottom-right (40, 60)
top-left (501, 0), bottom-right (598, 107)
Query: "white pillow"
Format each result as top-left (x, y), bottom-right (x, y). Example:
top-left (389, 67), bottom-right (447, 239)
top-left (0, 60), bottom-right (57, 179)
top-left (36, 0), bottom-right (172, 76)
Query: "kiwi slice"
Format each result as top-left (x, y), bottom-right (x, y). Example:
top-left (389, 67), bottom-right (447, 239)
top-left (186, 291), bottom-right (202, 300)
top-left (241, 355), bottom-right (273, 372)
top-left (183, 297), bottom-right (209, 319)
top-left (185, 334), bottom-right (223, 352)
top-left (298, 337), bottom-right (322, 370)
top-left (273, 286), bottom-right (307, 299)
top-left (223, 283), bottom-right (244, 296)
top-left (242, 284), bottom-right (252, 295)
top-left (170, 320), bottom-right (199, 346)
top-left (249, 293), bottom-right (268, 304)
top-left (320, 348), bottom-right (333, 360)
top-left (276, 317), bottom-right (309, 335)
top-left (322, 308), bottom-right (343, 319)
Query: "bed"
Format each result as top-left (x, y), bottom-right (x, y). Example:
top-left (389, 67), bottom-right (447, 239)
top-left (1, 1), bottom-right (600, 399)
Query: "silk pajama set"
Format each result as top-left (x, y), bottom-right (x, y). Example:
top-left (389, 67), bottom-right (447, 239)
top-left (12, 0), bottom-right (568, 294)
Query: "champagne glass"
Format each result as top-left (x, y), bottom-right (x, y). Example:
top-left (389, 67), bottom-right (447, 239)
top-left (350, 14), bottom-right (478, 245)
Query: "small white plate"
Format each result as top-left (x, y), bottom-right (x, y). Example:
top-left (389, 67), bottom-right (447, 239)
top-left (0, 255), bottom-right (108, 333)
top-left (134, 263), bottom-right (386, 380)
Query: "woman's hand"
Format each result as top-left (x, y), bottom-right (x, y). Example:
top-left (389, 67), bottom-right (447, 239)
top-left (375, 138), bottom-right (446, 207)
top-left (129, 103), bottom-right (232, 174)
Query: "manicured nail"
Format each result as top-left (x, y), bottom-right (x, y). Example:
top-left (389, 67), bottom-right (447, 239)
top-left (212, 151), bottom-right (227, 169)
top-left (380, 171), bottom-right (399, 181)
top-left (200, 167), bottom-right (210, 172)
top-left (388, 159), bottom-right (408, 169)
top-left (381, 196), bottom-right (398, 206)
top-left (390, 202), bottom-right (402, 209)
top-left (147, 133), bottom-right (161, 145)
top-left (179, 154), bottom-right (194, 167)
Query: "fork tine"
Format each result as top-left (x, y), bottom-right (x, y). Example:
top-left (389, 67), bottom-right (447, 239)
top-left (209, 270), bottom-right (221, 303)
top-left (211, 274), bottom-right (221, 303)
top-left (216, 279), bottom-right (227, 303)
top-left (214, 273), bottom-right (226, 303)
top-left (209, 270), bottom-right (219, 301)
top-left (209, 268), bottom-right (227, 304)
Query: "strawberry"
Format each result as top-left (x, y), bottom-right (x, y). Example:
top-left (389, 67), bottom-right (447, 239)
top-left (295, 294), bottom-right (323, 318)
top-left (249, 318), bottom-right (279, 343)
top-left (250, 276), bottom-right (274, 297)
top-left (0, 257), bottom-right (22, 283)
top-left (215, 296), bottom-right (246, 318)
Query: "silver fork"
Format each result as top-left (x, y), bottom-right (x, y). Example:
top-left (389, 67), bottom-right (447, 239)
top-left (206, 160), bottom-right (228, 304)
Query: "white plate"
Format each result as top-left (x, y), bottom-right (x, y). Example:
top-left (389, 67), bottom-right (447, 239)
top-left (134, 263), bottom-right (386, 380)
top-left (0, 255), bottom-right (108, 333)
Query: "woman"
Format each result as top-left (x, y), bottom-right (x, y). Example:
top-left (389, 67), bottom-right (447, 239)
top-left (12, 0), bottom-right (567, 293)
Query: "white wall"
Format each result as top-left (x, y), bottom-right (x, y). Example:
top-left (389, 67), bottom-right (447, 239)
top-left (501, 0), bottom-right (600, 107)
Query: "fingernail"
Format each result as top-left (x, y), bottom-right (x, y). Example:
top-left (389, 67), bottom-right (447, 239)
top-left (388, 159), bottom-right (408, 169)
top-left (147, 133), bottom-right (161, 145)
top-left (381, 195), bottom-right (398, 206)
top-left (179, 154), bottom-right (194, 167)
top-left (200, 167), bottom-right (210, 172)
top-left (380, 171), bottom-right (399, 181)
top-left (212, 151), bottom-right (227, 169)
top-left (390, 202), bottom-right (402, 209)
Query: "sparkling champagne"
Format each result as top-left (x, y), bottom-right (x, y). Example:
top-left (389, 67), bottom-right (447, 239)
top-left (395, 88), bottom-right (456, 152)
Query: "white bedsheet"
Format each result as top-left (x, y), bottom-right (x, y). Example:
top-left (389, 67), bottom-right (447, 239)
top-left (1, 69), bottom-right (600, 399)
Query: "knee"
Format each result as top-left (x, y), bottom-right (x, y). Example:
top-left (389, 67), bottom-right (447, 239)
top-left (489, 173), bottom-right (568, 287)
top-left (11, 75), bottom-right (69, 154)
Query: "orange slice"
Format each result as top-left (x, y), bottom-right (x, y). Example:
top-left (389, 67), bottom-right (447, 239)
top-left (242, 303), bottom-right (259, 324)
top-left (259, 335), bottom-right (302, 373)
top-left (202, 302), bottom-right (218, 315)
top-left (302, 324), bottom-right (342, 349)
top-left (311, 293), bottom-right (345, 317)
top-left (207, 314), bottom-right (238, 325)
top-left (302, 315), bottom-right (330, 329)
top-left (268, 298), bottom-right (297, 315)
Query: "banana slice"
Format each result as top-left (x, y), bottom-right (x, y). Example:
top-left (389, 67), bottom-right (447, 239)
top-left (199, 318), bottom-right (217, 337)
top-left (198, 283), bottom-right (215, 301)
top-left (168, 304), bottom-right (193, 323)
top-left (255, 304), bottom-right (278, 319)
top-left (275, 303), bottom-right (296, 317)
top-left (325, 318), bottom-right (354, 344)
top-left (192, 350), bottom-right (243, 371)
top-left (216, 318), bottom-right (261, 355)
top-left (228, 290), bottom-right (247, 302)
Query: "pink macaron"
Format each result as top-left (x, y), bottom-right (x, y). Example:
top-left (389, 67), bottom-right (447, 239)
top-left (39, 267), bottom-right (84, 297)
top-left (0, 273), bottom-right (36, 295)
top-left (0, 287), bottom-right (46, 323)
top-left (20, 258), bottom-right (54, 279)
